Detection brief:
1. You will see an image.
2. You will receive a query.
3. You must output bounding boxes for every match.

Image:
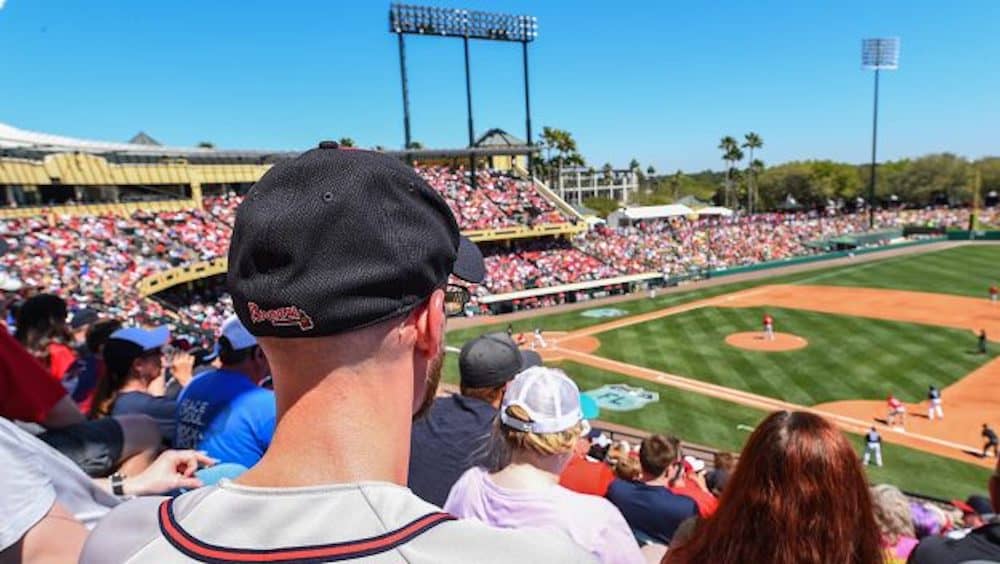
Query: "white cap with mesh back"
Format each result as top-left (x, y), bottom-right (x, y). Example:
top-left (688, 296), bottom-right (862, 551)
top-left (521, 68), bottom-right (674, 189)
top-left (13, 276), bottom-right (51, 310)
top-left (500, 366), bottom-right (583, 434)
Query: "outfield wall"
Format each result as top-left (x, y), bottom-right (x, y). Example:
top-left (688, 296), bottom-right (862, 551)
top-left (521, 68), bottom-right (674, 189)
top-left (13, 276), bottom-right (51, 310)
top-left (947, 230), bottom-right (1000, 241)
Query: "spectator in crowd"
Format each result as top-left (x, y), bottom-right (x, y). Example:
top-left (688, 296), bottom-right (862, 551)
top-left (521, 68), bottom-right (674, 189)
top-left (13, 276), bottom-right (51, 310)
top-left (669, 455), bottom-right (719, 518)
top-left (92, 326), bottom-right (187, 444)
top-left (1, 321), bottom-right (161, 478)
top-left (560, 426), bottom-right (616, 497)
top-left (606, 434), bottom-right (698, 546)
top-left (907, 456), bottom-right (1000, 562)
top-left (14, 293), bottom-right (78, 382)
top-left (409, 331), bottom-right (541, 507)
top-left (64, 318), bottom-right (121, 413)
top-left (0, 417), bottom-right (214, 563)
top-left (870, 484), bottom-right (919, 563)
top-left (664, 411), bottom-right (882, 564)
top-left (445, 366), bottom-right (643, 564)
top-left (188, 346), bottom-right (220, 378)
top-left (612, 452), bottom-right (642, 482)
top-left (949, 495), bottom-right (995, 533)
top-left (81, 145), bottom-right (589, 563)
top-left (174, 315), bottom-right (274, 468)
top-left (705, 451), bottom-right (735, 497)
top-left (910, 501), bottom-right (949, 539)
top-left (69, 307), bottom-right (100, 349)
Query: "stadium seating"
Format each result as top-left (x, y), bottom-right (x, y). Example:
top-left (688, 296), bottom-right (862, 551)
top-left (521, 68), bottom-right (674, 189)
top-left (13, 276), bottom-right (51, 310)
top-left (1, 166), bottom-right (992, 340)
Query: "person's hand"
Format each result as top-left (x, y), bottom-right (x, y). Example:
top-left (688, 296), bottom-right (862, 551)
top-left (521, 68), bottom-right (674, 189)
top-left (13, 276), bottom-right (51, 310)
top-left (124, 450), bottom-right (216, 496)
top-left (171, 352), bottom-right (195, 387)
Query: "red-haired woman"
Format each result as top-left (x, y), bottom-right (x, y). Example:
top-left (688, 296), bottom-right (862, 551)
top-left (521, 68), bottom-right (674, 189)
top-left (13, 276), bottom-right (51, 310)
top-left (665, 410), bottom-right (883, 564)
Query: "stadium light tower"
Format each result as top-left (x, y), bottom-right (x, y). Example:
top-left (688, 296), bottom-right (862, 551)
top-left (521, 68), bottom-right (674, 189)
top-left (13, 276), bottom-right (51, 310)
top-left (389, 4), bottom-right (539, 174)
top-left (861, 37), bottom-right (900, 229)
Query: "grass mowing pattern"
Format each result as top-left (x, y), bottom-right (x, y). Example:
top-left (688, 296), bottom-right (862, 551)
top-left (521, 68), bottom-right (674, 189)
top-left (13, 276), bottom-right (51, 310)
top-left (443, 359), bottom-right (991, 499)
top-left (801, 245), bottom-right (999, 298)
top-left (596, 306), bottom-right (996, 405)
top-left (441, 245), bottom-right (1000, 498)
top-left (447, 245), bottom-right (1000, 350)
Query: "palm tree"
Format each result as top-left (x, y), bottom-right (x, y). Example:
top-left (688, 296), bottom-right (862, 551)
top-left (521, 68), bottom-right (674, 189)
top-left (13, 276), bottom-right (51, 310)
top-left (724, 146), bottom-right (745, 209)
top-left (742, 132), bottom-right (764, 213)
top-left (719, 136), bottom-right (739, 207)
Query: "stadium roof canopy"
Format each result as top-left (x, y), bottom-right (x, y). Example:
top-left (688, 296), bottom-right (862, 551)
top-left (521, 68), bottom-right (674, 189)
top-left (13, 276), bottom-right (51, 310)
top-left (474, 128), bottom-right (526, 148)
top-left (0, 122), bottom-right (535, 163)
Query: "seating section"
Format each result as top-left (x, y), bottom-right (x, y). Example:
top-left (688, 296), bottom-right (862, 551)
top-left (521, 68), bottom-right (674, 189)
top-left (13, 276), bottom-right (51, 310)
top-left (1, 166), bottom-right (991, 337)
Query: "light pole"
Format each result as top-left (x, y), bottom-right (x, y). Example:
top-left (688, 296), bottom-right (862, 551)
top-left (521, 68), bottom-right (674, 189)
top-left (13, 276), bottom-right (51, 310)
top-left (861, 38), bottom-right (900, 229)
top-left (389, 4), bottom-right (538, 175)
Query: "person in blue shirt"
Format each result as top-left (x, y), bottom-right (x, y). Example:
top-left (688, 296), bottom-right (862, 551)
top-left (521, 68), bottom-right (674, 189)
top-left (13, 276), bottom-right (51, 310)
top-left (606, 434), bottom-right (698, 546)
top-left (408, 332), bottom-right (541, 507)
top-left (175, 316), bottom-right (275, 468)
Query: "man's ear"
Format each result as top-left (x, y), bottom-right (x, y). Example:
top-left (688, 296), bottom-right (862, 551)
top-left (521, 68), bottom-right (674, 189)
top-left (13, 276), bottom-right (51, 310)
top-left (413, 289), bottom-right (446, 358)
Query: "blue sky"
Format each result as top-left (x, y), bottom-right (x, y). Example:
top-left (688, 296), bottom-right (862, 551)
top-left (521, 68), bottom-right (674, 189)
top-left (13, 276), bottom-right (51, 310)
top-left (1, 1), bottom-right (997, 172)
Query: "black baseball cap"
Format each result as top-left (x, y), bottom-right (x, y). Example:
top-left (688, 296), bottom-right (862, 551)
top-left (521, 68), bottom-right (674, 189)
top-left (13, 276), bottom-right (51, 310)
top-left (70, 308), bottom-right (100, 330)
top-left (228, 142), bottom-right (485, 338)
top-left (459, 332), bottom-right (542, 389)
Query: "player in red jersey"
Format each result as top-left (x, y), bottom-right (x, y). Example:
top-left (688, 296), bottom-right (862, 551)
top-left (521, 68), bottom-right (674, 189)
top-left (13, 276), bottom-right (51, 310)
top-left (762, 313), bottom-right (775, 341)
top-left (887, 394), bottom-right (906, 428)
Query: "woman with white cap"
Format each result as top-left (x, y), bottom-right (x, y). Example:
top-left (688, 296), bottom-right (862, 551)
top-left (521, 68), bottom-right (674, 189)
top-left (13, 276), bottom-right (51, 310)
top-left (444, 366), bottom-right (643, 564)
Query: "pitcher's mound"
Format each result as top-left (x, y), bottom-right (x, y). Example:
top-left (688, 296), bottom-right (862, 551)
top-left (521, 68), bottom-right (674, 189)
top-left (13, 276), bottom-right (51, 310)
top-left (725, 331), bottom-right (808, 352)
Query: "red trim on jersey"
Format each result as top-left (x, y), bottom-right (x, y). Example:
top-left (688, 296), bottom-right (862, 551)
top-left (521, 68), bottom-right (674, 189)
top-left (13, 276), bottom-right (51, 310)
top-left (157, 498), bottom-right (455, 563)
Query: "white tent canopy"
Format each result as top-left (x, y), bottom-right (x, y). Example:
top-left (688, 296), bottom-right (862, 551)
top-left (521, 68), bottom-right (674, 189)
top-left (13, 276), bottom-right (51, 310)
top-left (609, 204), bottom-right (695, 224)
top-left (696, 206), bottom-right (734, 217)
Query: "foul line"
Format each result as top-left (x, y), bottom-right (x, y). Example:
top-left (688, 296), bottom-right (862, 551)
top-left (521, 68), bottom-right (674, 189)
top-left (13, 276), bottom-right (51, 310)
top-left (557, 347), bottom-right (986, 458)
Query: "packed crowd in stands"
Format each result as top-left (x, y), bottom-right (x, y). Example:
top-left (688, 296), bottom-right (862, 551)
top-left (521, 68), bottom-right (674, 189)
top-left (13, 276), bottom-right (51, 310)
top-left (1, 161), bottom-right (996, 337)
top-left (3, 149), bottom-right (999, 562)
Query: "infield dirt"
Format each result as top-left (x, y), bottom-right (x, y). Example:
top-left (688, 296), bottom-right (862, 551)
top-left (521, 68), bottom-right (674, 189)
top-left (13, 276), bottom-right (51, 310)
top-left (536, 284), bottom-right (1000, 468)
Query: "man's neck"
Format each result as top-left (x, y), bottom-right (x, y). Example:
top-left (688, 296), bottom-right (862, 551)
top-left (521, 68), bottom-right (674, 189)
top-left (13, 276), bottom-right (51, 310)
top-left (236, 365), bottom-right (413, 488)
top-left (642, 471), bottom-right (669, 487)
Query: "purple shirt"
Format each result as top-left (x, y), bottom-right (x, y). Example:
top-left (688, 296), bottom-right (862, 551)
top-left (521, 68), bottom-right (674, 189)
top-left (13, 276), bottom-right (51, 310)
top-left (444, 466), bottom-right (644, 564)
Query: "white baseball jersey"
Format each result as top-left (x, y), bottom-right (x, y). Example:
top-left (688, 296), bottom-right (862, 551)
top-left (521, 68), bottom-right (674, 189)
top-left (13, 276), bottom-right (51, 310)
top-left (80, 480), bottom-right (594, 563)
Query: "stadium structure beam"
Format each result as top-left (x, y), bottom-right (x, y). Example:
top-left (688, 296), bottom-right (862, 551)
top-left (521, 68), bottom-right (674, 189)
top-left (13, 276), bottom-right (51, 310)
top-left (388, 4), bottom-right (538, 173)
top-left (397, 33), bottom-right (413, 154)
top-left (861, 38), bottom-right (899, 229)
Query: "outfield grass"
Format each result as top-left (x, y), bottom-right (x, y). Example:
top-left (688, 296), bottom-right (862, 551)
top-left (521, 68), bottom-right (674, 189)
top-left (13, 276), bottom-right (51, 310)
top-left (595, 306), bottom-right (996, 405)
top-left (447, 244), bottom-right (1000, 351)
top-left (443, 359), bottom-right (991, 499)
top-left (441, 244), bottom-right (1000, 499)
top-left (802, 244), bottom-right (999, 298)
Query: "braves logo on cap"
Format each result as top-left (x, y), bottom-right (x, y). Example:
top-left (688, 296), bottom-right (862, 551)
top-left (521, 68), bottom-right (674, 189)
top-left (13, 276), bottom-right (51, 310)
top-left (248, 302), bottom-right (315, 331)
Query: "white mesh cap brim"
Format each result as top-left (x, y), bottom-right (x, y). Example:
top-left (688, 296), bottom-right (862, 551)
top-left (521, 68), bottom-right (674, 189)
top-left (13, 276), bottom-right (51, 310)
top-left (500, 366), bottom-right (583, 434)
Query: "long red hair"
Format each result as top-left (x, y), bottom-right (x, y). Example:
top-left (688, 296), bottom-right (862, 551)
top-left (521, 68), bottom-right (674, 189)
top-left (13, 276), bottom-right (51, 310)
top-left (666, 411), bottom-right (883, 564)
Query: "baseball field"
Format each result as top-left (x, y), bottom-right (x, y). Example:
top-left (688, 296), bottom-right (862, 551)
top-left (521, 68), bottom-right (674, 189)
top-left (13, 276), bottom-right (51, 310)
top-left (443, 242), bottom-right (1000, 499)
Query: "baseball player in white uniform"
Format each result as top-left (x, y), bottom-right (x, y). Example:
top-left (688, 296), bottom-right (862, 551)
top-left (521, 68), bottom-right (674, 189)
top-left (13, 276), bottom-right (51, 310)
top-left (862, 427), bottom-right (883, 467)
top-left (531, 327), bottom-right (548, 350)
top-left (927, 385), bottom-right (944, 421)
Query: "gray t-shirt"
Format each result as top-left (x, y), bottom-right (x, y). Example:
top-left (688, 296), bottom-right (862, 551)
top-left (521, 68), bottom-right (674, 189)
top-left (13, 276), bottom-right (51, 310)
top-left (81, 480), bottom-right (595, 563)
top-left (0, 418), bottom-right (119, 551)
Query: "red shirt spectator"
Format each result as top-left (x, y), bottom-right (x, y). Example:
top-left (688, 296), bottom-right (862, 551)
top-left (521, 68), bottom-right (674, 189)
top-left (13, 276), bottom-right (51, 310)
top-left (48, 341), bottom-right (77, 382)
top-left (0, 326), bottom-right (68, 423)
top-left (560, 454), bottom-right (615, 497)
top-left (669, 456), bottom-right (719, 518)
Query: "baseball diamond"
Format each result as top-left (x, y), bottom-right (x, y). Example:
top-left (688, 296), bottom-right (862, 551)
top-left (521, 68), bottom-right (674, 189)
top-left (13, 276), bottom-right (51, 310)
top-left (445, 243), bottom-right (1000, 499)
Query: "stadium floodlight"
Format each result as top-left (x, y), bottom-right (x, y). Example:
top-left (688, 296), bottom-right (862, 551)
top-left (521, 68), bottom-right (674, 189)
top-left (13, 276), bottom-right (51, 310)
top-left (389, 4), bottom-right (537, 42)
top-left (861, 38), bottom-right (900, 228)
top-left (389, 3), bottom-right (539, 173)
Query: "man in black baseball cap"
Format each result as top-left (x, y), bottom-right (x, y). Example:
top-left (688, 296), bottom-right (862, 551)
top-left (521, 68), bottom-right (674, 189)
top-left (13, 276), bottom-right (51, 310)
top-left (82, 145), bottom-right (589, 563)
top-left (409, 332), bottom-right (542, 506)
